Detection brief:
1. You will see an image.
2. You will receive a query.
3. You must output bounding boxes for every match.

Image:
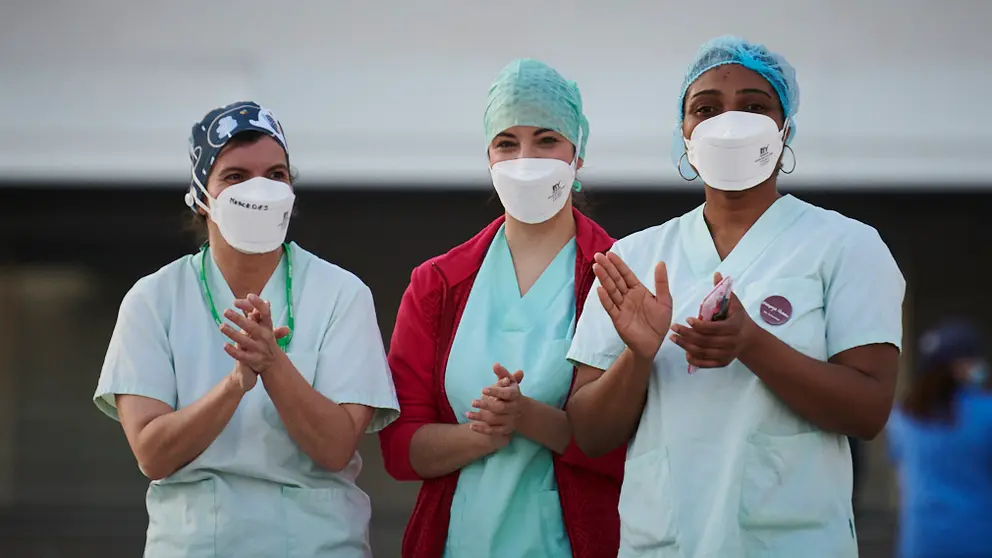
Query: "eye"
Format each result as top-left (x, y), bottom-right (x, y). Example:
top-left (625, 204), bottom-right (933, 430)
top-left (693, 105), bottom-right (717, 116)
top-left (494, 140), bottom-right (517, 150)
top-left (744, 103), bottom-right (768, 113)
top-left (538, 136), bottom-right (560, 145)
top-left (224, 173), bottom-right (242, 182)
top-left (269, 170), bottom-right (288, 180)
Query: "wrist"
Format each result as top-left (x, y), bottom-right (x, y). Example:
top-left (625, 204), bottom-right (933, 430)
top-left (465, 423), bottom-right (507, 453)
top-left (225, 371), bottom-right (249, 396)
top-left (737, 317), bottom-right (765, 364)
top-left (628, 348), bottom-right (656, 368)
top-left (259, 350), bottom-right (292, 380)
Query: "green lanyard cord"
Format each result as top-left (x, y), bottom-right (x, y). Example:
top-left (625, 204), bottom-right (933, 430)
top-left (199, 243), bottom-right (294, 351)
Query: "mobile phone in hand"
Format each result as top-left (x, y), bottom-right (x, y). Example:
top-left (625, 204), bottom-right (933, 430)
top-left (699, 276), bottom-right (734, 322)
top-left (688, 275), bottom-right (734, 373)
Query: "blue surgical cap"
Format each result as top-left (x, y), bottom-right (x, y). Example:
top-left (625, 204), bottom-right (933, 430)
top-left (672, 36), bottom-right (800, 167)
top-left (189, 101), bottom-right (288, 205)
top-left (484, 59), bottom-right (589, 160)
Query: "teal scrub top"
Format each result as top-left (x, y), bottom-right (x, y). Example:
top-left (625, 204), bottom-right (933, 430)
top-left (443, 225), bottom-right (577, 558)
top-left (93, 243), bottom-right (400, 558)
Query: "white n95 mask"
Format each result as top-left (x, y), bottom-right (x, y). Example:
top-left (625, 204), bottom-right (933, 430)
top-left (490, 158), bottom-right (575, 224)
top-left (684, 111), bottom-right (788, 192)
top-left (185, 176), bottom-right (296, 254)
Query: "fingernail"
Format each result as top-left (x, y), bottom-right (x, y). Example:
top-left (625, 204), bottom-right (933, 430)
top-left (482, 389), bottom-right (492, 395)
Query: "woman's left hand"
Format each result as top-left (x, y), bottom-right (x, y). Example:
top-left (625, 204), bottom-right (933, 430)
top-left (669, 273), bottom-right (757, 369)
top-left (220, 294), bottom-right (289, 373)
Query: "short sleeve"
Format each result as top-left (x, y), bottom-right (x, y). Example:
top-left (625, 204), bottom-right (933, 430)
top-left (567, 244), bottom-right (628, 371)
top-left (824, 225), bottom-right (906, 358)
top-left (93, 280), bottom-right (178, 421)
top-left (314, 282), bottom-right (399, 433)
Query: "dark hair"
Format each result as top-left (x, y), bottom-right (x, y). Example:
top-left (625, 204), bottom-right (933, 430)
top-left (184, 131), bottom-right (297, 244)
top-left (901, 365), bottom-right (960, 423)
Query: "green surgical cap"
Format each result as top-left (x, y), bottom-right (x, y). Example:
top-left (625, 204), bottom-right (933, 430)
top-left (484, 58), bottom-right (589, 160)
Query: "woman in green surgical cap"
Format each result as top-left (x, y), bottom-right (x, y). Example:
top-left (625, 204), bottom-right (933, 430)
top-left (379, 59), bottom-right (625, 558)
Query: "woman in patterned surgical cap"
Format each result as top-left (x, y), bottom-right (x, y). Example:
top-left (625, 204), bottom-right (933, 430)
top-left (379, 59), bottom-right (624, 558)
top-left (566, 36), bottom-right (905, 557)
top-left (93, 101), bottom-right (399, 557)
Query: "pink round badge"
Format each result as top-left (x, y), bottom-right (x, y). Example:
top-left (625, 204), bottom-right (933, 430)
top-left (760, 295), bottom-right (792, 326)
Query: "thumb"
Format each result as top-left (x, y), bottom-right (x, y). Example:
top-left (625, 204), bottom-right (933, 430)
top-left (512, 370), bottom-right (524, 384)
top-left (713, 272), bottom-right (723, 286)
top-left (273, 326), bottom-right (291, 340)
top-left (654, 261), bottom-right (670, 299)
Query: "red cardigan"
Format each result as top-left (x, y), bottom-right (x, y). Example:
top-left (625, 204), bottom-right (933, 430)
top-left (378, 209), bottom-right (625, 558)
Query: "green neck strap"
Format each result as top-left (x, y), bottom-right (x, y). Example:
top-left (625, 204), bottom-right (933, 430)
top-left (198, 243), bottom-right (294, 351)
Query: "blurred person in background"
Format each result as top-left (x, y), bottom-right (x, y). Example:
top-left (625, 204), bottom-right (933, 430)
top-left (565, 36), bottom-right (905, 557)
top-left (378, 59), bottom-right (624, 558)
top-left (93, 101), bottom-right (399, 558)
top-left (887, 320), bottom-right (992, 558)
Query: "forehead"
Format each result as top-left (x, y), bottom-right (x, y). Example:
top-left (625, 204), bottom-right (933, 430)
top-left (214, 135), bottom-right (287, 168)
top-left (687, 64), bottom-right (775, 96)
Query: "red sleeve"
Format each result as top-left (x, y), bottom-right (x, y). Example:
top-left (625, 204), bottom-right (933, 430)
top-left (378, 263), bottom-right (442, 481)
top-left (559, 439), bottom-right (625, 481)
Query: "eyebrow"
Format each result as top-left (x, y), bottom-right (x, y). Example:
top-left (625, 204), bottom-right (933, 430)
top-left (494, 128), bottom-right (557, 140)
top-left (690, 88), bottom-right (773, 99)
top-left (215, 163), bottom-right (288, 175)
top-left (738, 88), bottom-right (773, 99)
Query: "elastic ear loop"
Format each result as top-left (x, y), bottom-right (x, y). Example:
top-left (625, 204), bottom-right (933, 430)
top-left (572, 127), bottom-right (584, 192)
top-left (186, 170), bottom-right (214, 215)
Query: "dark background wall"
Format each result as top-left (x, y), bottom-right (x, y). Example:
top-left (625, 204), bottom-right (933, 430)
top-left (0, 186), bottom-right (988, 557)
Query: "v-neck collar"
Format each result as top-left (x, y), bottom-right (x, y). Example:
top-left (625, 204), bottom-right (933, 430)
top-left (679, 194), bottom-right (809, 280)
top-left (200, 244), bottom-right (289, 321)
top-left (491, 225), bottom-right (577, 302)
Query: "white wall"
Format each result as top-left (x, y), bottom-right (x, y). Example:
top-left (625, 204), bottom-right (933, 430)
top-left (2, 0), bottom-right (990, 189)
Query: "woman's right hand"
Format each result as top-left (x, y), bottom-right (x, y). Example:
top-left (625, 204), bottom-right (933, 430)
top-left (593, 252), bottom-right (673, 361)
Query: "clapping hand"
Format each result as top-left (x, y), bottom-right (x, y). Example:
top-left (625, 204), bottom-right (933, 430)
top-left (220, 294), bottom-right (291, 378)
top-left (466, 364), bottom-right (525, 444)
top-left (593, 252), bottom-right (673, 360)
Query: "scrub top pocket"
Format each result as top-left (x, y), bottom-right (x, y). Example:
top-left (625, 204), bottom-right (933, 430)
top-left (618, 447), bottom-right (683, 555)
top-left (282, 485), bottom-right (372, 558)
top-left (145, 478), bottom-right (217, 558)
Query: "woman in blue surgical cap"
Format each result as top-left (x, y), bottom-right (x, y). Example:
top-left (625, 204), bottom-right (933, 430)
top-left (379, 59), bottom-right (624, 558)
top-left (92, 101), bottom-right (399, 557)
top-left (566, 37), bottom-right (906, 556)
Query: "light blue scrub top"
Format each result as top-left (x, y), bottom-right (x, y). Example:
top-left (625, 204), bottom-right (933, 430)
top-left (443, 225), bottom-right (577, 558)
top-left (93, 243), bottom-right (400, 558)
top-left (568, 195), bottom-right (905, 557)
